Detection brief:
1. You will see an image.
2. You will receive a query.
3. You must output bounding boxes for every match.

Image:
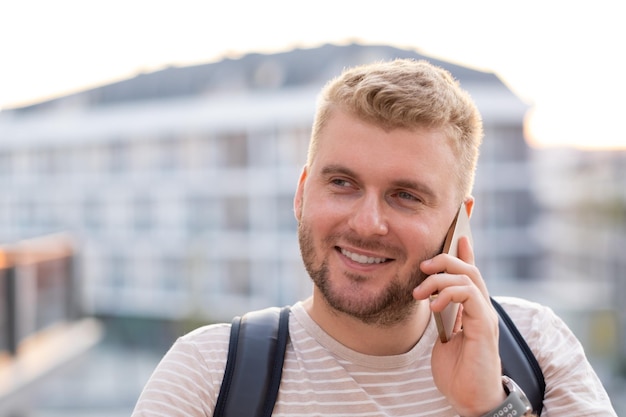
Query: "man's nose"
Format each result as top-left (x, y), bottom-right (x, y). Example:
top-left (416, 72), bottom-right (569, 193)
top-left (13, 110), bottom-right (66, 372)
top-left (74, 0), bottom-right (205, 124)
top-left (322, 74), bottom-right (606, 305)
top-left (347, 194), bottom-right (389, 236)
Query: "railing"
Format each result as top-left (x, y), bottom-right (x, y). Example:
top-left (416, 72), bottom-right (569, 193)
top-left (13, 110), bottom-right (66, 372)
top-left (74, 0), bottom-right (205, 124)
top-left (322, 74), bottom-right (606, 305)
top-left (0, 233), bottom-right (103, 414)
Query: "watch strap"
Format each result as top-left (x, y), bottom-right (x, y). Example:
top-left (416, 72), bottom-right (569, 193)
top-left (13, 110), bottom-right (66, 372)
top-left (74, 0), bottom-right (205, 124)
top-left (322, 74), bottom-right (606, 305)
top-left (479, 391), bottom-right (530, 417)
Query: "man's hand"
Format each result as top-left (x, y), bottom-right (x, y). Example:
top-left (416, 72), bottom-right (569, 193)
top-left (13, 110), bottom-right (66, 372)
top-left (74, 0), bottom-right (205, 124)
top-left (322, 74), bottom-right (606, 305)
top-left (413, 236), bottom-right (505, 417)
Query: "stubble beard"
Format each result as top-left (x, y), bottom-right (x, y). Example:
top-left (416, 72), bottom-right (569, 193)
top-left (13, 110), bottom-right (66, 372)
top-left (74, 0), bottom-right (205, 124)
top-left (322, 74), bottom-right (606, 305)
top-left (298, 220), bottom-right (434, 327)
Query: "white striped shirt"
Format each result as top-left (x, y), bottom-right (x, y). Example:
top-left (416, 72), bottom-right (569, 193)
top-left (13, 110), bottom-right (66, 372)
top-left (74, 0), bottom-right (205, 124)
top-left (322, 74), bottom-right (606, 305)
top-left (132, 297), bottom-right (617, 416)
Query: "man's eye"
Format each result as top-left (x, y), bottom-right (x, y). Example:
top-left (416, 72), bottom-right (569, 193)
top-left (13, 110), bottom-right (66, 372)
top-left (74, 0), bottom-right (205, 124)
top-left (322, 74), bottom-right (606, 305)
top-left (397, 191), bottom-right (419, 201)
top-left (331, 178), bottom-right (352, 187)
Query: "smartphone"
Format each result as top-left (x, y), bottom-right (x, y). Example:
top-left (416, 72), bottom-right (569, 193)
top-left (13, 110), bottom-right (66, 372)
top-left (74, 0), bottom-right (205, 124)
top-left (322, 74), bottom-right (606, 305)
top-left (432, 202), bottom-right (473, 343)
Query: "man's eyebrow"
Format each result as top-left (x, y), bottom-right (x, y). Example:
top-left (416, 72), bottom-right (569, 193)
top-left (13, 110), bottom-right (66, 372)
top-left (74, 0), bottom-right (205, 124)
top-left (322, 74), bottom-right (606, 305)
top-left (320, 164), bottom-right (357, 178)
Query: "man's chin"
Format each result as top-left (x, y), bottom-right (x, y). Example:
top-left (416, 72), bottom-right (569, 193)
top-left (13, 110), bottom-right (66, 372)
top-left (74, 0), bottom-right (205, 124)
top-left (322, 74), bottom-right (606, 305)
top-left (322, 289), bottom-right (416, 327)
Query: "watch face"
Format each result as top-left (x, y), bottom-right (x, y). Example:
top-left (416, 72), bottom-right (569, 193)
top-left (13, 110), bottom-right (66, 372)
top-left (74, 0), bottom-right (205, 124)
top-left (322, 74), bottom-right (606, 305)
top-left (502, 375), bottom-right (533, 413)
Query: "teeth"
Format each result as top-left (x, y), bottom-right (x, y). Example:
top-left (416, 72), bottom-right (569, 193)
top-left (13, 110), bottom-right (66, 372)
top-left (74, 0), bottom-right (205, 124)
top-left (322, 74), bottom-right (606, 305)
top-left (341, 248), bottom-right (387, 264)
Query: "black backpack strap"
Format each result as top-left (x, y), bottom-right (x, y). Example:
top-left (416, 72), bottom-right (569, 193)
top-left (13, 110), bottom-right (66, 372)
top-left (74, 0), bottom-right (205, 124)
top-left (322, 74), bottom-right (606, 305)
top-left (213, 301), bottom-right (544, 416)
top-left (213, 306), bottom-right (290, 417)
top-left (491, 297), bottom-right (546, 415)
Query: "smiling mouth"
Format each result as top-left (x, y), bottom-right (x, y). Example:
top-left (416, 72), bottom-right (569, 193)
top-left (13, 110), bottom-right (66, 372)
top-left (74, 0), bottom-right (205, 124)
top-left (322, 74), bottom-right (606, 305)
top-left (339, 247), bottom-right (390, 264)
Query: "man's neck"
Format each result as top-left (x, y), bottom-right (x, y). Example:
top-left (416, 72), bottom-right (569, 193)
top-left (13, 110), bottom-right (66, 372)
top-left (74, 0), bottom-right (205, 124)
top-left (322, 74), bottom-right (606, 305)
top-left (303, 296), bottom-right (432, 356)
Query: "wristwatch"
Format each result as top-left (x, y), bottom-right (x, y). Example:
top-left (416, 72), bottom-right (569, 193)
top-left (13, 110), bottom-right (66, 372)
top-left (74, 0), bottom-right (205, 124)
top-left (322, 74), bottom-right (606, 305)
top-left (479, 375), bottom-right (533, 417)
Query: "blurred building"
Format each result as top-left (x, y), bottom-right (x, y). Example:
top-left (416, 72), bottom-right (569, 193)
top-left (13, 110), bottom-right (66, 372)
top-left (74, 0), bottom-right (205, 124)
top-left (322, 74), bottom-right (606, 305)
top-left (0, 43), bottom-right (536, 322)
top-left (531, 148), bottom-right (626, 371)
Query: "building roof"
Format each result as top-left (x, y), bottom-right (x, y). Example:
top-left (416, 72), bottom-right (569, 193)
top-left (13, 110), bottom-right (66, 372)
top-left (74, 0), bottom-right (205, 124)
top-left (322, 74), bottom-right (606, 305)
top-left (9, 43), bottom-right (508, 114)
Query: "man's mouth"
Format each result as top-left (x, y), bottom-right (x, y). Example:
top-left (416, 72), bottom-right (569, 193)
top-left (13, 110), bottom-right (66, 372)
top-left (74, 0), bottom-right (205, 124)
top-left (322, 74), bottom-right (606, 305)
top-left (339, 247), bottom-right (389, 264)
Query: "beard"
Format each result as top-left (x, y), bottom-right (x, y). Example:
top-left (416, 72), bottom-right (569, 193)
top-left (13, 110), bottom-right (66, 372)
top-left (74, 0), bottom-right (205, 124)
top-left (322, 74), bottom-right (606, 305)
top-left (298, 220), bottom-right (436, 327)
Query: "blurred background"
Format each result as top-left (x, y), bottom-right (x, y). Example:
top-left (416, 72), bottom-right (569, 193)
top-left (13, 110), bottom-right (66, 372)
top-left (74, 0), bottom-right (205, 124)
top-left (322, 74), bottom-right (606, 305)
top-left (0, 1), bottom-right (624, 415)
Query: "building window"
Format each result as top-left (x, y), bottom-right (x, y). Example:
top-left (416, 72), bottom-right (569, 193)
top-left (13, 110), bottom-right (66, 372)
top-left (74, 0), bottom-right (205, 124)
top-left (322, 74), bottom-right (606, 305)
top-left (249, 196), bottom-right (275, 231)
top-left (181, 134), bottom-right (213, 171)
top-left (0, 152), bottom-right (12, 177)
top-left (83, 195), bottom-right (103, 232)
top-left (16, 198), bottom-right (36, 230)
top-left (158, 138), bottom-right (180, 172)
top-left (40, 196), bottom-right (60, 231)
top-left (108, 141), bottom-right (130, 174)
top-left (133, 194), bottom-right (153, 233)
top-left (131, 138), bottom-right (158, 173)
top-left (223, 259), bottom-right (251, 296)
top-left (217, 132), bottom-right (248, 167)
top-left (186, 195), bottom-right (220, 234)
top-left (34, 148), bottom-right (64, 176)
top-left (491, 125), bottom-right (527, 162)
top-left (277, 126), bottom-right (309, 167)
top-left (109, 254), bottom-right (129, 291)
top-left (248, 129), bottom-right (276, 167)
top-left (224, 196), bottom-right (249, 231)
top-left (78, 144), bottom-right (107, 174)
top-left (511, 255), bottom-right (534, 280)
top-left (492, 190), bottom-right (535, 228)
top-left (12, 150), bottom-right (28, 178)
top-left (161, 256), bottom-right (186, 292)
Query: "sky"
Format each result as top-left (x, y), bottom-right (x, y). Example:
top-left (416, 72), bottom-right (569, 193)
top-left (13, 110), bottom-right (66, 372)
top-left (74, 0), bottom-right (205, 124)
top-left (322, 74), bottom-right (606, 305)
top-left (1, 0), bottom-right (624, 149)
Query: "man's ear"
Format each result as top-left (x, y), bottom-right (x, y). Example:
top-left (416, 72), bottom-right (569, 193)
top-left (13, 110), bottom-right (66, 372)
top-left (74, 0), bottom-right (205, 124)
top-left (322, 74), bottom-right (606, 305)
top-left (464, 196), bottom-right (475, 218)
top-left (294, 165), bottom-right (308, 221)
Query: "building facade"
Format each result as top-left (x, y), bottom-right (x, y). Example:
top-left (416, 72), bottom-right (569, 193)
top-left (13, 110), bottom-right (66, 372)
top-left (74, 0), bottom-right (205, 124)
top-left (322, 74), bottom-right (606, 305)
top-left (531, 148), bottom-right (626, 371)
top-left (0, 44), bottom-right (537, 321)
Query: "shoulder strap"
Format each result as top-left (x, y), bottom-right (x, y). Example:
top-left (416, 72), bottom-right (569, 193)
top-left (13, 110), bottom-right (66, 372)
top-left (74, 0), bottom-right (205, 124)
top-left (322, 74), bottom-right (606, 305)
top-left (213, 306), bottom-right (290, 417)
top-left (214, 301), bottom-right (545, 417)
top-left (491, 297), bottom-right (545, 415)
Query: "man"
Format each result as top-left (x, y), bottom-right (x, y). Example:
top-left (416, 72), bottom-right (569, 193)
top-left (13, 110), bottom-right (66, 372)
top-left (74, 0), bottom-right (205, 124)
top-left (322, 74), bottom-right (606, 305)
top-left (132, 59), bottom-right (616, 416)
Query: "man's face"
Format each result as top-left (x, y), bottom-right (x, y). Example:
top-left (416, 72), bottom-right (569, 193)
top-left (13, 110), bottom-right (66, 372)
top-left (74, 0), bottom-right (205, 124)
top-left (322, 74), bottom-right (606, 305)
top-left (294, 109), bottom-right (465, 326)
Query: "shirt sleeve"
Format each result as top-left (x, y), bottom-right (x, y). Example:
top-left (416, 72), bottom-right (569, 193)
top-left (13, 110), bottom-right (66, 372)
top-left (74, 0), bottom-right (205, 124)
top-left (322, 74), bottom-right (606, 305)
top-left (131, 324), bottom-right (230, 417)
top-left (499, 297), bottom-right (618, 416)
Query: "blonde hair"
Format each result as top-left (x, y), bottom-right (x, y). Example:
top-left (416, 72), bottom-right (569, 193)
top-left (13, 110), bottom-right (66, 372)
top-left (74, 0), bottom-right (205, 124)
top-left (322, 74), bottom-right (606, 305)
top-left (308, 59), bottom-right (483, 197)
